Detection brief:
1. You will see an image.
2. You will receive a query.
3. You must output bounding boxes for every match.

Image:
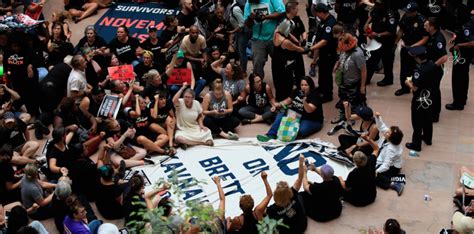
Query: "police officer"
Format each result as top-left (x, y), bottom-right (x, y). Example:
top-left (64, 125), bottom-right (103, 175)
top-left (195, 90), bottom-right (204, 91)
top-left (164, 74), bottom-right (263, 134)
top-left (364, 0), bottom-right (399, 86)
top-left (424, 17), bottom-right (447, 122)
top-left (335, 0), bottom-right (357, 35)
top-left (446, 14), bottom-right (474, 111)
top-left (405, 46), bottom-right (436, 152)
top-left (395, 2), bottom-right (429, 96)
top-left (310, 3), bottom-right (338, 103)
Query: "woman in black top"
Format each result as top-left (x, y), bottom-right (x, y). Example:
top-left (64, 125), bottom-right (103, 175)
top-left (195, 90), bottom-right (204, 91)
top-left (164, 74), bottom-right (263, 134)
top-left (95, 164), bottom-right (124, 220)
top-left (272, 18), bottom-right (308, 101)
top-left (259, 76), bottom-right (324, 141)
top-left (202, 80), bottom-right (240, 140)
top-left (339, 150), bottom-right (377, 207)
top-left (46, 22), bottom-right (74, 69)
top-left (75, 25), bottom-right (108, 69)
top-left (45, 127), bottom-right (75, 181)
top-left (134, 50), bottom-right (159, 84)
top-left (267, 156), bottom-right (307, 234)
top-left (239, 73), bottom-right (277, 125)
top-left (226, 172), bottom-right (272, 234)
top-left (108, 26), bottom-right (141, 65)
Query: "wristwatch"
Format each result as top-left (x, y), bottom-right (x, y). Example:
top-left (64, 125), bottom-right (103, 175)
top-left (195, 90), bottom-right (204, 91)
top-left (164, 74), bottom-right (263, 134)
top-left (376, 33), bottom-right (381, 38)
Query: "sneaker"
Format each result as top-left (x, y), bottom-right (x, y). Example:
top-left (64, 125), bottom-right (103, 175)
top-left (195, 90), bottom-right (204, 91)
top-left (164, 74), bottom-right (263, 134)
top-left (391, 182), bottom-right (405, 196)
top-left (118, 160), bottom-right (126, 177)
top-left (241, 119), bottom-right (252, 125)
top-left (327, 122), bottom-right (344, 135)
top-left (143, 158), bottom-right (155, 165)
top-left (345, 125), bottom-right (361, 137)
top-left (228, 131), bottom-right (239, 141)
top-left (257, 134), bottom-right (276, 142)
top-left (331, 116), bottom-right (345, 124)
top-left (405, 142), bottom-right (421, 151)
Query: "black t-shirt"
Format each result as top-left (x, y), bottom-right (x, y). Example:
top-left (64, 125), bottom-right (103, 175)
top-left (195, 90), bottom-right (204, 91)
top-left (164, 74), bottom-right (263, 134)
top-left (0, 118), bottom-right (27, 148)
top-left (123, 194), bottom-right (146, 227)
top-left (46, 144), bottom-right (74, 180)
top-left (96, 182), bottom-right (124, 219)
top-left (177, 11), bottom-right (196, 28)
top-left (47, 40), bottom-right (74, 66)
top-left (40, 63), bottom-right (72, 91)
top-left (307, 177), bottom-right (343, 221)
top-left (76, 36), bottom-right (108, 56)
top-left (158, 28), bottom-right (178, 48)
top-left (291, 16), bottom-right (305, 40)
top-left (336, 0), bottom-right (357, 23)
top-left (344, 154), bottom-right (377, 206)
top-left (0, 162), bottom-right (15, 204)
top-left (141, 37), bottom-right (162, 58)
top-left (3, 49), bottom-right (34, 84)
top-left (290, 90), bottom-right (324, 122)
top-left (108, 36), bottom-right (141, 64)
top-left (141, 75), bottom-right (169, 100)
top-left (267, 187), bottom-right (307, 234)
top-left (151, 99), bottom-right (173, 123)
top-left (399, 13), bottom-right (428, 46)
top-left (134, 62), bottom-right (159, 83)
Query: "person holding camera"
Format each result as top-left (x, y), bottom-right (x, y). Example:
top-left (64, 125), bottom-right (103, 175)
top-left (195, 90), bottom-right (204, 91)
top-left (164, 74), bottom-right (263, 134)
top-left (243, 0), bottom-right (286, 78)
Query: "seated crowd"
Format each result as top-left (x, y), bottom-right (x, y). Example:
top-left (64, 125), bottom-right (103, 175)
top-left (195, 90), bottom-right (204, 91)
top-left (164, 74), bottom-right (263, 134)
top-left (2, 0), bottom-right (472, 232)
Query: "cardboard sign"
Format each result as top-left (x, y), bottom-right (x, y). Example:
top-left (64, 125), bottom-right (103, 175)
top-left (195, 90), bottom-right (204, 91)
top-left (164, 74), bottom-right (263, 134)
top-left (108, 65), bottom-right (135, 82)
top-left (167, 68), bottom-right (192, 85)
top-left (97, 95), bottom-right (122, 119)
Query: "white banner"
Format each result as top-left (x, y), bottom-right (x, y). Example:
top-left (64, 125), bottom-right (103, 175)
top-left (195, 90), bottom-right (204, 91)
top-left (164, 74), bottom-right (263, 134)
top-left (138, 138), bottom-right (354, 217)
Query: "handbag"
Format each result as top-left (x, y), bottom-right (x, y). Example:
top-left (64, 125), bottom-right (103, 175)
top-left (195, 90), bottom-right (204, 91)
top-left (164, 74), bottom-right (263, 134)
top-left (277, 109), bottom-right (301, 142)
top-left (116, 144), bottom-right (136, 159)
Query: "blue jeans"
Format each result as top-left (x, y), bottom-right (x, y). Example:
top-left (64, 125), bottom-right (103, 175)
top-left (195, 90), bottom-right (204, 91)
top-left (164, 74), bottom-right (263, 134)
top-left (267, 112), bottom-right (323, 138)
top-left (236, 31), bottom-right (251, 73)
top-left (170, 79), bottom-right (206, 97)
top-left (88, 220), bottom-right (103, 234)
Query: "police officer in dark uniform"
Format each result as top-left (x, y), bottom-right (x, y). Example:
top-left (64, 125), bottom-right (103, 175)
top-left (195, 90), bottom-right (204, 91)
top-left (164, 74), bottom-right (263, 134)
top-left (310, 3), bottom-right (338, 103)
top-left (364, 0), bottom-right (399, 86)
top-left (395, 2), bottom-right (429, 96)
top-left (424, 17), bottom-right (447, 122)
top-left (446, 14), bottom-right (474, 110)
top-left (335, 0), bottom-right (358, 35)
top-left (405, 46), bottom-right (436, 152)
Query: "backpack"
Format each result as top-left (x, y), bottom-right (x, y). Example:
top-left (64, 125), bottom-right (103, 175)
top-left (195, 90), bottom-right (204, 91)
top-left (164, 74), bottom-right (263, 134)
top-left (230, 0), bottom-right (245, 22)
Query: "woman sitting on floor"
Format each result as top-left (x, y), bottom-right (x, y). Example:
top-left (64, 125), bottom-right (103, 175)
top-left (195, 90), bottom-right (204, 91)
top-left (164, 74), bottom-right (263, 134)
top-left (257, 76), bottom-right (324, 141)
top-left (173, 82), bottom-right (213, 149)
top-left (202, 79), bottom-right (240, 140)
top-left (239, 73), bottom-right (277, 125)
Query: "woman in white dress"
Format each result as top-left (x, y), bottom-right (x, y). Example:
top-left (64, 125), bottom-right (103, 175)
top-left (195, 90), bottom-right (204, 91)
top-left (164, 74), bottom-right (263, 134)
top-left (173, 82), bottom-right (213, 149)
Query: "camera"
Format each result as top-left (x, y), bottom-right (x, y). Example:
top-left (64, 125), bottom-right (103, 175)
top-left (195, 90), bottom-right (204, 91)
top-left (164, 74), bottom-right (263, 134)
top-left (254, 12), bottom-right (265, 23)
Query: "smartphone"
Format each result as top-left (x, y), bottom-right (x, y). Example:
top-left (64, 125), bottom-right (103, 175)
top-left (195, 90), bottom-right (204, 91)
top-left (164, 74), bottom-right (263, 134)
top-left (157, 190), bottom-right (171, 199)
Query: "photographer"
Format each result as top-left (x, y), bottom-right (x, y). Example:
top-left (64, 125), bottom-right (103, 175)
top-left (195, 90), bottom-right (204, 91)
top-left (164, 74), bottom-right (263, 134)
top-left (244, 0), bottom-right (286, 77)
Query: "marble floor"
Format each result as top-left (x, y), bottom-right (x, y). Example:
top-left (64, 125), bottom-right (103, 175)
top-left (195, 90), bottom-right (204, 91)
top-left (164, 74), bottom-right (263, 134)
top-left (30, 1), bottom-right (474, 233)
